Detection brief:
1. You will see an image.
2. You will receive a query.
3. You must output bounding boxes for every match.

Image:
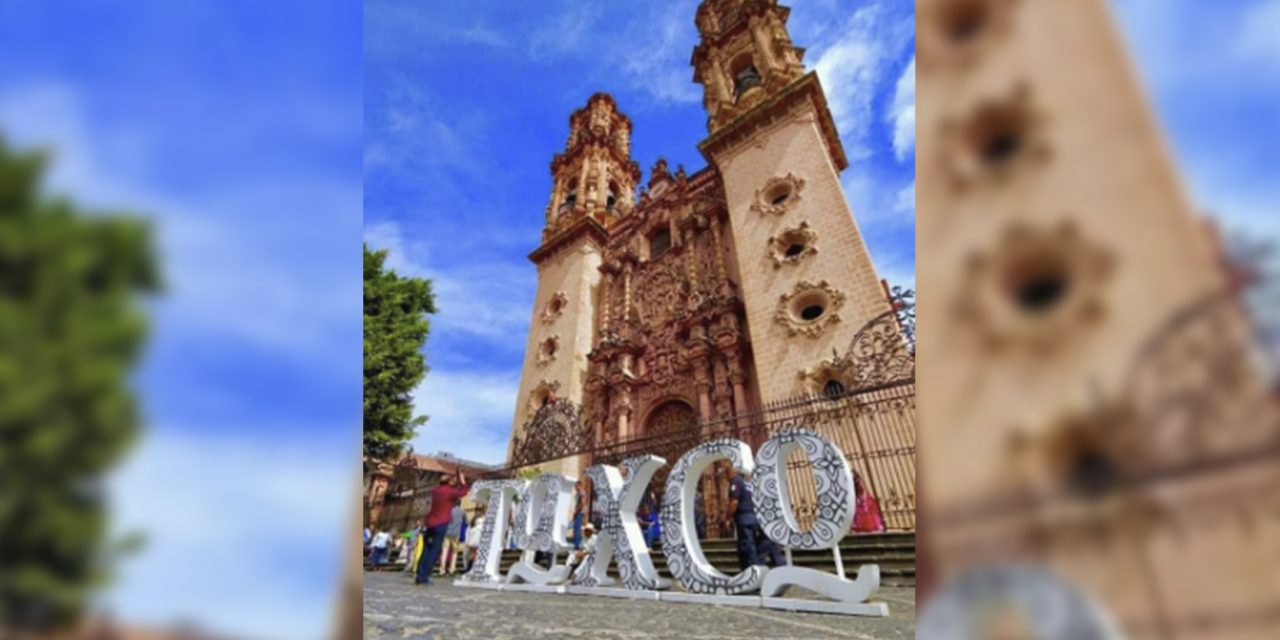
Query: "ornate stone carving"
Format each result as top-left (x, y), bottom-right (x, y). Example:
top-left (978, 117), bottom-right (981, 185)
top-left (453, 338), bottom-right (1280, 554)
top-left (751, 173), bottom-right (805, 217)
top-left (940, 82), bottom-right (1050, 191)
top-left (774, 280), bottom-right (846, 338)
top-left (537, 335), bottom-right (561, 365)
top-left (540, 292), bottom-right (568, 324)
top-left (954, 220), bottom-right (1112, 352)
top-left (524, 379), bottom-right (561, 418)
top-left (768, 220), bottom-right (819, 268)
top-left (918, 0), bottom-right (1021, 70)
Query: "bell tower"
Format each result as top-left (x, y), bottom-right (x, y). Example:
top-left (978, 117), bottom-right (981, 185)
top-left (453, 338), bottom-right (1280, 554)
top-left (509, 94), bottom-right (641, 477)
top-left (693, 0), bottom-right (892, 404)
top-left (691, 0), bottom-right (807, 133)
top-left (543, 94), bottom-right (642, 239)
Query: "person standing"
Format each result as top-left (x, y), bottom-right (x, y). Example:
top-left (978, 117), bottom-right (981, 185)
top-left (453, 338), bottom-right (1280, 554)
top-left (571, 479), bottom-right (587, 550)
top-left (416, 468), bottom-right (469, 586)
top-left (694, 489), bottom-right (707, 540)
top-left (851, 472), bottom-right (886, 533)
top-left (369, 527), bottom-right (391, 567)
top-left (403, 524), bottom-right (420, 573)
top-left (464, 510), bottom-right (485, 573)
top-left (725, 466), bottom-right (783, 570)
top-left (439, 504), bottom-right (466, 576)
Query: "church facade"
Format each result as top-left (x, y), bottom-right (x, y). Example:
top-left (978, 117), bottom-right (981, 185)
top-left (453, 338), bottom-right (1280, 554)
top-left (506, 0), bottom-right (896, 482)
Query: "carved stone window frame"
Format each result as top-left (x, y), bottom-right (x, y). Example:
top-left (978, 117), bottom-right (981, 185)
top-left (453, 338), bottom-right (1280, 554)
top-left (955, 220), bottom-right (1112, 353)
top-left (940, 83), bottom-right (1050, 191)
top-left (919, 0), bottom-right (1019, 70)
top-left (525, 380), bottom-right (562, 419)
top-left (768, 220), bottom-right (819, 268)
top-left (541, 292), bottom-right (568, 324)
top-left (537, 334), bottom-right (561, 365)
top-left (751, 173), bottom-right (806, 217)
top-left (774, 280), bottom-right (846, 339)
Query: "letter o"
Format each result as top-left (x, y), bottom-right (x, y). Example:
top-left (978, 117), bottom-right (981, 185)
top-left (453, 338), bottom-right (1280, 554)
top-left (752, 428), bottom-right (855, 550)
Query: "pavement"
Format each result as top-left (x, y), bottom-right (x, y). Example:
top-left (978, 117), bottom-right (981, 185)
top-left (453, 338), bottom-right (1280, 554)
top-left (363, 570), bottom-right (915, 639)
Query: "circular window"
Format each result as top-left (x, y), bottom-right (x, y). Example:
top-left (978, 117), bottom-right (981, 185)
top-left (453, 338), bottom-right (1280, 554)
top-left (981, 127), bottom-right (1023, 166)
top-left (767, 184), bottom-right (792, 207)
top-left (823, 379), bottom-right (846, 398)
top-left (1068, 446), bottom-right (1117, 497)
top-left (776, 281), bottom-right (845, 337)
top-left (538, 336), bottom-right (560, 363)
top-left (941, 0), bottom-right (989, 44)
top-left (785, 243), bottom-right (806, 258)
top-left (964, 101), bottom-right (1032, 171)
top-left (549, 297), bottom-right (564, 314)
top-left (1004, 254), bottom-right (1071, 315)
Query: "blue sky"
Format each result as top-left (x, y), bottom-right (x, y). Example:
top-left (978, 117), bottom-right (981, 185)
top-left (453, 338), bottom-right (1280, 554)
top-left (0, 1), bottom-right (360, 639)
top-left (363, 0), bottom-right (918, 467)
top-left (0, 0), bottom-right (1275, 637)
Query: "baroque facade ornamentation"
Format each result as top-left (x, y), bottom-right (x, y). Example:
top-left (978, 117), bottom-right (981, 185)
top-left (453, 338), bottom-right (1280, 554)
top-left (537, 335), bottom-right (561, 365)
top-left (774, 280), bottom-right (846, 338)
top-left (939, 82), bottom-right (1050, 191)
top-left (768, 220), bottom-right (819, 268)
top-left (954, 220), bottom-right (1112, 353)
top-left (541, 292), bottom-right (568, 324)
top-left (750, 173), bottom-right (806, 216)
top-left (507, 1), bottom-right (907, 508)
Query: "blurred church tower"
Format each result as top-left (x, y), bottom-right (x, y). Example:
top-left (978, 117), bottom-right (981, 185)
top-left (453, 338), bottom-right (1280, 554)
top-left (917, 0), bottom-right (1280, 635)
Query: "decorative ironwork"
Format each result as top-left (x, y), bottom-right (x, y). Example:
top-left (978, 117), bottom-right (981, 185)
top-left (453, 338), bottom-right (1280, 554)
top-left (841, 309), bottom-right (916, 388)
top-left (498, 378), bottom-right (917, 533)
top-left (510, 398), bottom-right (594, 468)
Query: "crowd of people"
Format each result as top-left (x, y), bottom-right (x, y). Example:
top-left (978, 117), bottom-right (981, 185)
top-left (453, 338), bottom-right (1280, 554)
top-left (364, 465), bottom-right (886, 578)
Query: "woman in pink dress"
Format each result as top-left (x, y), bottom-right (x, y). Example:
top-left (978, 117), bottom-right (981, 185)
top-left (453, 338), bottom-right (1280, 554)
top-left (851, 473), bottom-right (885, 533)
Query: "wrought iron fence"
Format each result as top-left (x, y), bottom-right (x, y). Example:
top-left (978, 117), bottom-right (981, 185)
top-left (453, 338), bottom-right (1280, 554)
top-left (499, 309), bottom-right (918, 533)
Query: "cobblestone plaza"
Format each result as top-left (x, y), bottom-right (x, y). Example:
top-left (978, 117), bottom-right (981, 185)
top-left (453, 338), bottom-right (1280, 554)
top-left (363, 572), bottom-right (915, 639)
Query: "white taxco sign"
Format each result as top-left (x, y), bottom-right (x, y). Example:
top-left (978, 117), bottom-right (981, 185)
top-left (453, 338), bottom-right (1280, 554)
top-left (456, 428), bottom-right (889, 616)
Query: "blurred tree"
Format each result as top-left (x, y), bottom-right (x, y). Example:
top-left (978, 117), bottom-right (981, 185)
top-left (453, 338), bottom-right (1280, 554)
top-left (363, 245), bottom-right (436, 461)
top-left (0, 140), bottom-right (158, 632)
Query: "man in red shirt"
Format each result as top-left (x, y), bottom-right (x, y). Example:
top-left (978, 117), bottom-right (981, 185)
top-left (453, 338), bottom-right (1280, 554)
top-left (415, 467), bottom-right (469, 585)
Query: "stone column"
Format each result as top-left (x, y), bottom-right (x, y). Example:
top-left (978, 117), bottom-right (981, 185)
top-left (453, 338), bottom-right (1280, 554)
top-left (600, 271), bottom-right (614, 331)
top-left (577, 158), bottom-right (591, 208)
top-left (597, 158), bottom-right (610, 208)
top-left (750, 16), bottom-right (778, 75)
top-left (710, 214), bottom-right (731, 296)
top-left (623, 263), bottom-right (634, 321)
top-left (707, 52), bottom-right (732, 104)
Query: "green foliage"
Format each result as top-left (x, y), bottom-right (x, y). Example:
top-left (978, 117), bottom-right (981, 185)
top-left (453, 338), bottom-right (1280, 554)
top-left (0, 140), bottom-right (159, 631)
top-left (363, 245), bottom-right (436, 461)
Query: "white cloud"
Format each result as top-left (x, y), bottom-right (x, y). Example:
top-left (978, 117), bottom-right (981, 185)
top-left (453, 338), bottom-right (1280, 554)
top-left (365, 220), bottom-right (529, 466)
top-left (1236, 0), bottom-right (1280, 65)
top-left (0, 82), bottom-right (361, 364)
top-left (888, 56), bottom-right (915, 162)
top-left (616, 0), bottom-right (703, 104)
top-left (810, 4), bottom-right (912, 159)
top-left (529, 3), bottom-right (606, 61)
top-left (106, 429), bottom-right (354, 640)
top-left (411, 369), bottom-right (521, 465)
top-left (364, 220), bottom-right (534, 347)
top-left (894, 179), bottom-right (915, 215)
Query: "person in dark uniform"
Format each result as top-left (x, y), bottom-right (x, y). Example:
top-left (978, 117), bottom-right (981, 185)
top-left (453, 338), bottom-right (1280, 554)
top-left (724, 466), bottom-right (784, 569)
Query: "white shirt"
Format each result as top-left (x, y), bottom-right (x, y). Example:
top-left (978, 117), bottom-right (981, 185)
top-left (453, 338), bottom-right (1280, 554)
top-left (466, 517), bottom-right (485, 548)
top-left (371, 531), bottom-right (391, 549)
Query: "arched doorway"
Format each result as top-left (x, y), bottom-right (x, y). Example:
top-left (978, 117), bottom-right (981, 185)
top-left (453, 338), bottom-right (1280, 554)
top-left (643, 399), bottom-right (698, 438)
